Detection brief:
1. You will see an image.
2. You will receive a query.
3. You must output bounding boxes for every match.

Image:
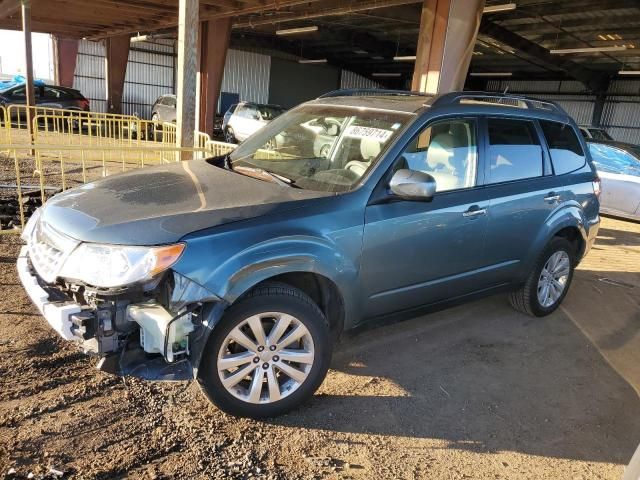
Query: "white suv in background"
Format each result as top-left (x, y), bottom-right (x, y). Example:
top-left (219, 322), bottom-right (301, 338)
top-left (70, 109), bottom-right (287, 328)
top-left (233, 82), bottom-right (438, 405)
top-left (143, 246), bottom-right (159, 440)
top-left (223, 102), bottom-right (285, 143)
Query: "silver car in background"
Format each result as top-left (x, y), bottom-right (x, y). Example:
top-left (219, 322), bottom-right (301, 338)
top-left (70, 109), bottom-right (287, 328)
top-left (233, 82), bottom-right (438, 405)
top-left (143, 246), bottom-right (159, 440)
top-left (223, 102), bottom-right (285, 143)
top-left (587, 140), bottom-right (640, 221)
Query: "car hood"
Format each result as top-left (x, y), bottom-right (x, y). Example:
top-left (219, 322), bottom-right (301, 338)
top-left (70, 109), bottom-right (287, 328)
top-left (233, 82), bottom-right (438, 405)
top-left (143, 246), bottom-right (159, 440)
top-left (41, 159), bottom-right (331, 245)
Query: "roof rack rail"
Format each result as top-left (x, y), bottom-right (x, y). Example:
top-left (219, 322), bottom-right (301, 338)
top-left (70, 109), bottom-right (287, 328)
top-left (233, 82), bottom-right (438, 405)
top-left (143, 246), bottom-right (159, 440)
top-left (431, 91), bottom-right (568, 116)
top-left (318, 88), bottom-right (431, 99)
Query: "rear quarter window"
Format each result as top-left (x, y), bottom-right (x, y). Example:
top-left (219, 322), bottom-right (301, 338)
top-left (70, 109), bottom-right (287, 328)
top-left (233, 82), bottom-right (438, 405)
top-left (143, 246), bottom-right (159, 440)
top-left (540, 120), bottom-right (586, 175)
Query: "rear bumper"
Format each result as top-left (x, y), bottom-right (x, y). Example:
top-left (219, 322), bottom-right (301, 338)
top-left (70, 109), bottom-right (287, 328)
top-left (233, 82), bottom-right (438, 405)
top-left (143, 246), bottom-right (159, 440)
top-left (582, 214), bottom-right (601, 260)
top-left (17, 246), bottom-right (81, 341)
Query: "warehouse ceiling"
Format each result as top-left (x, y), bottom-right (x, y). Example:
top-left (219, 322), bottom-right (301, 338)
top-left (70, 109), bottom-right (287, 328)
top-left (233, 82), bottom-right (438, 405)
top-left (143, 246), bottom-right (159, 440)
top-left (0, 0), bottom-right (638, 89)
top-left (230, 0), bottom-right (640, 89)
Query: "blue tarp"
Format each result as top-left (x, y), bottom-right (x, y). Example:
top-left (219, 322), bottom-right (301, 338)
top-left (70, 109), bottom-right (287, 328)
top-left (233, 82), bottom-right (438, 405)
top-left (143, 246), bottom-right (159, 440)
top-left (0, 75), bottom-right (46, 92)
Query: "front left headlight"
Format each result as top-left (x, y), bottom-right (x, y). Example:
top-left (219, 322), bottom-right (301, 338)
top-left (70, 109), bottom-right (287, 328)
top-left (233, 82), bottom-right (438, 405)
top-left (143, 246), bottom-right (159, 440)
top-left (58, 243), bottom-right (185, 288)
top-left (21, 207), bottom-right (41, 242)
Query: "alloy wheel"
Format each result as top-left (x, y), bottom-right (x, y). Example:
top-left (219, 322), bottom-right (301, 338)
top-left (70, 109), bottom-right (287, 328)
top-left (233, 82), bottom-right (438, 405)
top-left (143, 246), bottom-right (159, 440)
top-left (216, 312), bottom-right (315, 404)
top-left (537, 250), bottom-right (570, 307)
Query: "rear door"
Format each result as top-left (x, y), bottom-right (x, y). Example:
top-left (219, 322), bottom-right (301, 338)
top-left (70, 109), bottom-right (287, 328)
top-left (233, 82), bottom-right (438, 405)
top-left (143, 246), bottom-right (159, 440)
top-left (588, 143), bottom-right (640, 216)
top-left (479, 117), bottom-right (565, 284)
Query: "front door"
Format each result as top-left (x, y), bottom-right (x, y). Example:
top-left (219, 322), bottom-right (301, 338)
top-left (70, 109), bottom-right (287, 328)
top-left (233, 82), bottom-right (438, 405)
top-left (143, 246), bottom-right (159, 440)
top-left (360, 117), bottom-right (490, 318)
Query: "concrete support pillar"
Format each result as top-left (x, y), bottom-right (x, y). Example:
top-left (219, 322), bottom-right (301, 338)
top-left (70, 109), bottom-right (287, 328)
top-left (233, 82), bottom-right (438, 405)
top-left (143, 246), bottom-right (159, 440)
top-left (412, 0), bottom-right (485, 94)
top-left (21, 0), bottom-right (35, 145)
top-left (176, 0), bottom-right (198, 154)
top-left (197, 18), bottom-right (231, 136)
top-left (104, 35), bottom-right (130, 114)
top-left (54, 37), bottom-right (79, 88)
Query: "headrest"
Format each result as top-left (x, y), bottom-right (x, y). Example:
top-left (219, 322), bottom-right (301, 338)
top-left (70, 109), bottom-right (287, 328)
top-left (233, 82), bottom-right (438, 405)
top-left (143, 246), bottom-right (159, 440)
top-left (426, 133), bottom-right (455, 170)
top-left (360, 138), bottom-right (381, 160)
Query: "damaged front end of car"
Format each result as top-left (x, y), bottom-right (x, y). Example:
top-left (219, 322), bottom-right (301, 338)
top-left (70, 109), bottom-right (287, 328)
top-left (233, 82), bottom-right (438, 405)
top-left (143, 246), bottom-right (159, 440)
top-left (17, 208), bottom-right (224, 381)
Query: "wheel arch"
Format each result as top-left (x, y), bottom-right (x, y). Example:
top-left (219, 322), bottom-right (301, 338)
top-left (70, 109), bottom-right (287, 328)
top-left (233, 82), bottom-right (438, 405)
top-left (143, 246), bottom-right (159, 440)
top-left (520, 204), bottom-right (589, 280)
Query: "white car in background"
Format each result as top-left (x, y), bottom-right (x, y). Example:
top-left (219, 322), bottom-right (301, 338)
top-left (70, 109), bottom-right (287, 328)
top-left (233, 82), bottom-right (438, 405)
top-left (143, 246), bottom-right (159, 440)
top-left (587, 140), bottom-right (640, 221)
top-left (223, 102), bottom-right (285, 143)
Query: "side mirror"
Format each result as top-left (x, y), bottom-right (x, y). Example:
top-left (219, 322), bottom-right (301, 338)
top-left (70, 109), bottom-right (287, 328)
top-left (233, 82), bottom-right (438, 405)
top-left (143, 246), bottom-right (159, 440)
top-left (389, 169), bottom-right (436, 201)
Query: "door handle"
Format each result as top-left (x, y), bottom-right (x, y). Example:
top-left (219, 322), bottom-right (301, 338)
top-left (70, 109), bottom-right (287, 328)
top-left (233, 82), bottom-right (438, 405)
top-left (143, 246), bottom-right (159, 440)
top-left (463, 206), bottom-right (487, 218)
top-left (544, 192), bottom-right (561, 203)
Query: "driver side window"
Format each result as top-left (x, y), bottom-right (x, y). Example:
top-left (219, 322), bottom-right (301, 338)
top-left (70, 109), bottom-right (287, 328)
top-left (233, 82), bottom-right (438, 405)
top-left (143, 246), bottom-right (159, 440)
top-left (399, 118), bottom-right (478, 192)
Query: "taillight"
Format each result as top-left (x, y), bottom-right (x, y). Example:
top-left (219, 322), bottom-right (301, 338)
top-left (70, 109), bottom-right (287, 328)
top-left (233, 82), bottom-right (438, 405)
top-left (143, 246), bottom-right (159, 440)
top-left (592, 177), bottom-right (601, 199)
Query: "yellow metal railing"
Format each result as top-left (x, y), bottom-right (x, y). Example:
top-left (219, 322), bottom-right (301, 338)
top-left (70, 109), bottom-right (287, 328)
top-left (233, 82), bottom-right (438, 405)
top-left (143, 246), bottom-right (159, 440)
top-left (0, 104), bottom-right (237, 234)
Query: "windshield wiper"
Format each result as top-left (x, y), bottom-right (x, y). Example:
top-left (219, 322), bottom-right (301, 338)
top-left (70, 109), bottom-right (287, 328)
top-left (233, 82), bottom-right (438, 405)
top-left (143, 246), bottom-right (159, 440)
top-left (232, 165), bottom-right (298, 187)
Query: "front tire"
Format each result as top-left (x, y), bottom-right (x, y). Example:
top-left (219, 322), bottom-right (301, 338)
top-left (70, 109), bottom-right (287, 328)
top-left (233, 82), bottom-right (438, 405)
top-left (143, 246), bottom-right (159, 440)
top-left (224, 127), bottom-right (237, 144)
top-left (199, 284), bottom-right (331, 418)
top-left (509, 237), bottom-right (575, 317)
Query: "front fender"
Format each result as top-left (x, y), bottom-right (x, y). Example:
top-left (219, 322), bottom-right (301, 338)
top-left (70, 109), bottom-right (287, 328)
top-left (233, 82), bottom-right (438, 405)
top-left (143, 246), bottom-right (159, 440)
top-left (177, 234), bottom-right (362, 377)
top-left (217, 235), bottom-right (359, 306)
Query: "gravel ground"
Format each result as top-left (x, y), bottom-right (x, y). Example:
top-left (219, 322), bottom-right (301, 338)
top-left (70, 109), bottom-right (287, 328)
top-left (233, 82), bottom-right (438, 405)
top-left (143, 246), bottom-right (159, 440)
top-left (1, 217), bottom-right (639, 480)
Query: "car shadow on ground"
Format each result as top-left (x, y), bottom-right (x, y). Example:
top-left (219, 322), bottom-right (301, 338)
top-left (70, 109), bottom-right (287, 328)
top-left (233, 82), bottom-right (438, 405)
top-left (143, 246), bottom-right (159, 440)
top-left (267, 295), bottom-right (640, 465)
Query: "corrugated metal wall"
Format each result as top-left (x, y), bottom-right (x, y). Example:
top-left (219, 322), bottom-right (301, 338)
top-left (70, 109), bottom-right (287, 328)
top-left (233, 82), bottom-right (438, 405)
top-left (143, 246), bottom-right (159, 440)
top-left (74, 41), bottom-right (270, 118)
top-left (221, 49), bottom-right (270, 105)
top-left (486, 79), bottom-right (640, 144)
top-left (486, 79), bottom-right (595, 124)
top-left (601, 80), bottom-right (640, 144)
top-left (123, 40), bottom-right (175, 118)
top-left (340, 71), bottom-right (382, 90)
top-left (74, 40), bottom-right (107, 113)
top-left (74, 39), bottom-right (174, 118)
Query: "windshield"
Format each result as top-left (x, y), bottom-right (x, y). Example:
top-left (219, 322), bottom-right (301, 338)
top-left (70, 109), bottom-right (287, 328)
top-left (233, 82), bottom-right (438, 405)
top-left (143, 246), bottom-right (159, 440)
top-left (258, 105), bottom-right (285, 120)
top-left (589, 128), bottom-right (613, 141)
top-left (229, 105), bottom-right (411, 192)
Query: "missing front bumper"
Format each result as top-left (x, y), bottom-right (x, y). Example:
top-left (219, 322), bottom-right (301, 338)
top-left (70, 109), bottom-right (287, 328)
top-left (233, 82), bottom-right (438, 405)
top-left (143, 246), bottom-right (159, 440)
top-left (18, 246), bottom-right (221, 381)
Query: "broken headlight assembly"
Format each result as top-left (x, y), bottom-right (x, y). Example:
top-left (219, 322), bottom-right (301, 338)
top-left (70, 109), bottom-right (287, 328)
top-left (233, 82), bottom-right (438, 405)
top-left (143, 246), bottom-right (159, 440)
top-left (59, 242), bottom-right (185, 288)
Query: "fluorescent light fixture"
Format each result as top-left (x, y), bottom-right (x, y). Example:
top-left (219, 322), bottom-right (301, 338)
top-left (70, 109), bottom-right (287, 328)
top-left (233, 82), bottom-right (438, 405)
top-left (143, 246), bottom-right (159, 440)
top-left (276, 26), bottom-right (318, 36)
top-left (483, 3), bottom-right (516, 13)
top-left (353, 49), bottom-right (368, 54)
top-left (393, 55), bottom-right (416, 61)
top-left (372, 55), bottom-right (385, 60)
top-left (469, 72), bottom-right (513, 77)
top-left (298, 58), bottom-right (327, 64)
top-left (372, 73), bottom-right (402, 77)
top-left (618, 70), bottom-right (640, 75)
top-left (550, 45), bottom-right (627, 54)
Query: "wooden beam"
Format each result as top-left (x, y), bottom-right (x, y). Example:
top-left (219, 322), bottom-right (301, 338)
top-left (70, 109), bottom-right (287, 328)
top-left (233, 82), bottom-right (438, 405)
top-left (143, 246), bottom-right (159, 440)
top-left (0, 0), bottom-right (20, 19)
top-left (54, 36), bottom-right (79, 88)
top-left (86, 0), bottom-right (326, 39)
top-left (21, 0), bottom-right (35, 147)
top-left (176, 0), bottom-right (198, 155)
top-left (105, 35), bottom-right (130, 113)
top-left (479, 20), bottom-right (610, 91)
top-left (197, 17), bottom-right (231, 135)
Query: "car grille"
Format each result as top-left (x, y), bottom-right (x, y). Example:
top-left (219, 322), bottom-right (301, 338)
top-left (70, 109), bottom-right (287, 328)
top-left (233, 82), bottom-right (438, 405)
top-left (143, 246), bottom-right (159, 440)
top-left (27, 220), bottom-right (79, 284)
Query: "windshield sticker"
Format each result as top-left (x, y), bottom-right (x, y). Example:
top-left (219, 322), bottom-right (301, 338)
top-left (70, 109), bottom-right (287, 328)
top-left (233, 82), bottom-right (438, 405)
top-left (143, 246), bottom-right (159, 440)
top-left (344, 125), bottom-right (393, 142)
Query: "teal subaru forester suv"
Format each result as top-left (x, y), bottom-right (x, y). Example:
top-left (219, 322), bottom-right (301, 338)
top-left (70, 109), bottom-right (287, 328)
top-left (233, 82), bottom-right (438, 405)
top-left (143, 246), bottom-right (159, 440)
top-left (18, 90), bottom-right (600, 418)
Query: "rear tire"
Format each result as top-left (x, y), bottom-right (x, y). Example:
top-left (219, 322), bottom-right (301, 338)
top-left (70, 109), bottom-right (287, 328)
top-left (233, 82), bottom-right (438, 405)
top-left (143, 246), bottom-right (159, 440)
top-left (509, 237), bottom-right (575, 317)
top-left (199, 284), bottom-right (331, 418)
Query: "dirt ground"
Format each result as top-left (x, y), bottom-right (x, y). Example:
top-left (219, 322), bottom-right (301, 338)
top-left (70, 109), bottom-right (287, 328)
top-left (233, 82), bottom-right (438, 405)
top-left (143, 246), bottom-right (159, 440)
top-left (1, 216), bottom-right (639, 480)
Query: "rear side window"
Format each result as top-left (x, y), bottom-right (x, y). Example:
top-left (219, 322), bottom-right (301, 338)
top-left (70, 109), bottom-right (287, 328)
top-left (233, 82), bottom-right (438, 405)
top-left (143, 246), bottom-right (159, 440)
top-left (540, 120), bottom-right (585, 175)
top-left (487, 118), bottom-right (543, 184)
